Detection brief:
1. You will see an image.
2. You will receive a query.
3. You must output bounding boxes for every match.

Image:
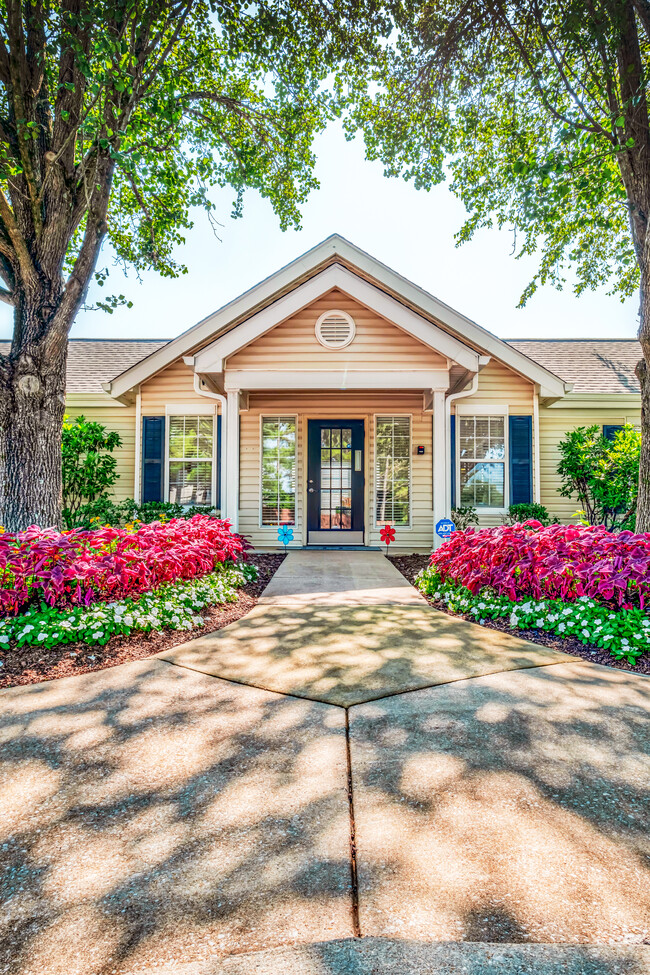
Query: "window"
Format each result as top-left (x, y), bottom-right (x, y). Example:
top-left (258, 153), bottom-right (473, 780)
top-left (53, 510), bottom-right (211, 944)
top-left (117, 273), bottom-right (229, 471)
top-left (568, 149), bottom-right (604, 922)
top-left (375, 416), bottom-right (411, 526)
top-left (261, 416), bottom-right (296, 525)
top-left (458, 415), bottom-right (506, 508)
top-left (603, 424), bottom-right (624, 441)
top-left (168, 415), bottom-right (214, 506)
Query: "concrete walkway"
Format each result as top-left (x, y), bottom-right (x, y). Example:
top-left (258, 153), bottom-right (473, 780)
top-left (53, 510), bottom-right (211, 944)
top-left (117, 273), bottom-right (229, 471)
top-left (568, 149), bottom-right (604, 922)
top-left (0, 552), bottom-right (648, 975)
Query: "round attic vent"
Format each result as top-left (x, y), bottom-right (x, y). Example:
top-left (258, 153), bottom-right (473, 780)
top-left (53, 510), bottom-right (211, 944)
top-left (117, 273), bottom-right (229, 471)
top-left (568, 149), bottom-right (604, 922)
top-left (315, 309), bottom-right (356, 350)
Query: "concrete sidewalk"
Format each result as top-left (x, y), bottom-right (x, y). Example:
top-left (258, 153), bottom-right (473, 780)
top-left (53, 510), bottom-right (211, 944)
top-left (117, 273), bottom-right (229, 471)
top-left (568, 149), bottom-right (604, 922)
top-left (1, 552), bottom-right (648, 975)
top-left (158, 552), bottom-right (576, 705)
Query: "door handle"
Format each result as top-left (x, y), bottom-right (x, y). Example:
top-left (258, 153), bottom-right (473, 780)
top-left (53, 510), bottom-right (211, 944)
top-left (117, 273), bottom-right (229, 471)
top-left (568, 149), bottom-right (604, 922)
top-left (308, 487), bottom-right (315, 493)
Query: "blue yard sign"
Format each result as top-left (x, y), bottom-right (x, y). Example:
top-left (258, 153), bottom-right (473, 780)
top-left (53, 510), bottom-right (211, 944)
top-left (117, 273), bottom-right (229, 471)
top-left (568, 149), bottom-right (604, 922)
top-left (435, 518), bottom-right (456, 541)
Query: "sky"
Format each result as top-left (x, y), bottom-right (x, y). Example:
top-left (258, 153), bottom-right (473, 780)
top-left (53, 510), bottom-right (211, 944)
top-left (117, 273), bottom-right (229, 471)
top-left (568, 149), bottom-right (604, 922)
top-left (0, 123), bottom-right (640, 342)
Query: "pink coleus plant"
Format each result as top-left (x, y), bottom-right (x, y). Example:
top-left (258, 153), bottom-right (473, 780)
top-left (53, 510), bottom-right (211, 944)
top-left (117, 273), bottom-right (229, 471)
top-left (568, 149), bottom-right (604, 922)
top-left (430, 521), bottom-right (650, 610)
top-left (0, 515), bottom-right (249, 616)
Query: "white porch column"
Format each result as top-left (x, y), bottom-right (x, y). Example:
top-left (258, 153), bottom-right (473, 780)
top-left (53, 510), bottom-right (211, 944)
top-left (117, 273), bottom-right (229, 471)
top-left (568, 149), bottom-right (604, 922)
top-left (432, 389), bottom-right (447, 550)
top-left (225, 389), bottom-right (240, 530)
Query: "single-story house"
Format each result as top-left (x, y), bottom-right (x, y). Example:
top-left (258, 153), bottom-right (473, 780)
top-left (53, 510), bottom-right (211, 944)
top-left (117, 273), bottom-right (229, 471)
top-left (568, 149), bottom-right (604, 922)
top-left (49, 236), bottom-right (646, 550)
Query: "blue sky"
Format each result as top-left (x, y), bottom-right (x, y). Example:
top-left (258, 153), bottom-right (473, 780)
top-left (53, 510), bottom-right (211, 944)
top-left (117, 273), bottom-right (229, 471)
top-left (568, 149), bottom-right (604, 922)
top-left (0, 124), bottom-right (639, 342)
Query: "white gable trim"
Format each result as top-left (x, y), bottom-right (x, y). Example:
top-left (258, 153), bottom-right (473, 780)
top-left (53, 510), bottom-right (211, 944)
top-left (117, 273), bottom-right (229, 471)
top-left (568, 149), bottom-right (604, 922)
top-left (192, 264), bottom-right (479, 374)
top-left (106, 234), bottom-right (569, 400)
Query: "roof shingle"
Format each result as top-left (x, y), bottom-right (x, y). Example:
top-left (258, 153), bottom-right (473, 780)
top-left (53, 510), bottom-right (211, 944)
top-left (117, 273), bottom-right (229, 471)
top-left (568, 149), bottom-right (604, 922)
top-left (506, 339), bottom-right (642, 394)
top-left (0, 338), bottom-right (168, 394)
top-left (0, 336), bottom-right (641, 396)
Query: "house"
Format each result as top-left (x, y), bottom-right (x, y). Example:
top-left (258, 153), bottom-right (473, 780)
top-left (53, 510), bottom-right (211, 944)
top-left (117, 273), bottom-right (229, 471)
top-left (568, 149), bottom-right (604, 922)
top-left (61, 236), bottom-right (643, 550)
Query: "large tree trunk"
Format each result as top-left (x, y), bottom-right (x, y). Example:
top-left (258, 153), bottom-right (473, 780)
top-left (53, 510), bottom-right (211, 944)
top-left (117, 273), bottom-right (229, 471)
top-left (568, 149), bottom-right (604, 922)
top-left (636, 258), bottom-right (650, 533)
top-left (636, 351), bottom-right (650, 534)
top-left (0, 302), bottom-right (68, 532)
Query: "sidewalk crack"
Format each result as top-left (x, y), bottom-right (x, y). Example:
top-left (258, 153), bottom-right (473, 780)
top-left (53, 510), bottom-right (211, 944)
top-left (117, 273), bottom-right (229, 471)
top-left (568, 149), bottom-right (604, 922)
top-left (345, 708), bottom-right (361, 938)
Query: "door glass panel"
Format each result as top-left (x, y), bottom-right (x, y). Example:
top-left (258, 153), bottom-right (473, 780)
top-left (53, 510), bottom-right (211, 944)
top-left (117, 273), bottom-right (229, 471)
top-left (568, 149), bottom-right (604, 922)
top-left (318, 425), bottom-right (355, 530)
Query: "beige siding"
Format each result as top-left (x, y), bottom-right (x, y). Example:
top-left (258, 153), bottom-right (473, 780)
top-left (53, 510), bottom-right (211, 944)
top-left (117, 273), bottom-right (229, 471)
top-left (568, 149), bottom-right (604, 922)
top-left (470, 360), bottom-right (534, 411)
top-left (540, 403), bottom-right (641, 522)
top-left (140, 359), bottom-right (205, 414)
top-left (65, 394), bottom-right (136, 502)
top-left (226, 290), bottom-right (447, 373)
top-left (239, 391), bottom-right (433, 552)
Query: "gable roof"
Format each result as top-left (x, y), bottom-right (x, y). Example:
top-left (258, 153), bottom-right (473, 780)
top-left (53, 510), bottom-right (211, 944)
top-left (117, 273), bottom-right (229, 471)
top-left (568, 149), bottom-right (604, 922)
top-left (506, 339), bottom-right (641, 395)
top-left (105, 235), bottom-right (568, 400)
top-left (0, 338), bottom-right (168, 395)
top-left (3, 335), bottom-right (636, 398)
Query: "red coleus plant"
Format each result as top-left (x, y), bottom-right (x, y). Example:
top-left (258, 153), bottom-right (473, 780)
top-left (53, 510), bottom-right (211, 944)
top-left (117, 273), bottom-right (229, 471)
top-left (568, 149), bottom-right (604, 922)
top-left (0, 515), bottom-right (249, 617)
top-left (430, 521), bottom-right (650, 610)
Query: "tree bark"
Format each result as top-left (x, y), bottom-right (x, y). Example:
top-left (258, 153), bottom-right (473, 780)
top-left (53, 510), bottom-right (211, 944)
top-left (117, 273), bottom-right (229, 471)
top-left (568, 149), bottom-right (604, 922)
top-left (0, 305), bottom-right (68, 532)
top-left (636, 338), bottom-right (650, 533)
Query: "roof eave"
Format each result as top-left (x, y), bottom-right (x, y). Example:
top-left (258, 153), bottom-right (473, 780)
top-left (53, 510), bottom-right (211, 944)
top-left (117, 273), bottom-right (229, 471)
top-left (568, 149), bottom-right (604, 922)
top-left (106, 233), bottom-right (569, 400)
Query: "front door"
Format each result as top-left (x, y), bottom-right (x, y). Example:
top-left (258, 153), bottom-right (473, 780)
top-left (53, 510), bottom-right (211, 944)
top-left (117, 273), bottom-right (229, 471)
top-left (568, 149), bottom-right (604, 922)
top-left (307, 420), bottom-right (365, 545)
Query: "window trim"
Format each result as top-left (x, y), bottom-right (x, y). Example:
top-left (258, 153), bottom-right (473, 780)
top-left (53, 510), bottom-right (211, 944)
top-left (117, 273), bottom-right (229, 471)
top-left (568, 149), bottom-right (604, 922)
top-left (373, 413), bottom-right (413, 530)
top-left (455, 413), bottom-right (509, 512)
top-left (165, 411), bottom-right (218, 508)
top-left (258, 413), bottom-right (299, 529)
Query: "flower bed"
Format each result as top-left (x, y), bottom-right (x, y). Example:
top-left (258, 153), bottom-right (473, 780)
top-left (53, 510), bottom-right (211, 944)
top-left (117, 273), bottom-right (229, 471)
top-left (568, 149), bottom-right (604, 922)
top-left (0, 515), bottom-right (249, 616)
top-left (417, 568), bottom-right (649, 665)
top-left (0, 561), bottom-right (258, 651)
top-left (431, 522), bottom-right (650, 610)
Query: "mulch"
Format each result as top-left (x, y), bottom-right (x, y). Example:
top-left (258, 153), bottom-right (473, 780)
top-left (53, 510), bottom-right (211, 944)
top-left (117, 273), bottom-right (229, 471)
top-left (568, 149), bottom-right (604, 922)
top-left (389, 554), bottom-right (650, 676)
top-left (0, 553), bottom-right (286, 690)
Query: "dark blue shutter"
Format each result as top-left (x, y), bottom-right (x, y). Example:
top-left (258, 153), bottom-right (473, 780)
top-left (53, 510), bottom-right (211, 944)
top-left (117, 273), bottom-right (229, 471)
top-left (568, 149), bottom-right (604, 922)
top-left (450, 414), bottom-right (456, 509)
top-left (603, 424), bottom-right (624, 441)
top-left (509, 415), bottom-right (532, 505)
top-left (142, 416), bottom-right (165, 503)
top-left (216, 414), bottom-right (222, 511)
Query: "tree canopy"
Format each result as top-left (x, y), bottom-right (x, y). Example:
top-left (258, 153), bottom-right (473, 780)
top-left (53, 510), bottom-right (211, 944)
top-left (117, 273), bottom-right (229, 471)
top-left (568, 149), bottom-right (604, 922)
top-left (352, 0), bottom-right (648, 305)
top-left (0, 0), bottom-right (389, 529)
top-left (0, 0), bottom-right (388, 312)
top-left (351, 0), bottom-right (650, 528)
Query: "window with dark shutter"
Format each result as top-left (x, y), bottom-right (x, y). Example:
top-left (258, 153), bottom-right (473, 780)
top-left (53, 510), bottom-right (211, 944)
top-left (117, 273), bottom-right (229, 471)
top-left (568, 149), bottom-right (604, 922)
top-left (509, 415), bottom-right (533, 505)
top-left (142, 416), bottom-right (165, 503)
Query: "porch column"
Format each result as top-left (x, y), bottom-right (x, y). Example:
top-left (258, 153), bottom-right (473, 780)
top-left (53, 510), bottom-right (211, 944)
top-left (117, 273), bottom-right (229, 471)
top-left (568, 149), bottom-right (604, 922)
top-left (432, 389), bottom-right (447, 550)
top-left (225, 389), bottom-right (240, 530)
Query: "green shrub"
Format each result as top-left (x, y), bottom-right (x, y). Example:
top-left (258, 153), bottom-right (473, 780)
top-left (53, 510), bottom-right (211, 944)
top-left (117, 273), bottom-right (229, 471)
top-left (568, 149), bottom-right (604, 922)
top-left (503, 502), bottom-right (552, 526)
top-left (451, 505), bottom-right (477, 531)
top-left (74, 496), bottom-right (216, 528)
top-left (416, 567), bottom-right (649, 665)
top-left (557, 424), bottom-right (640, 531)
top-left (62, 416), bottom-right (122, 529)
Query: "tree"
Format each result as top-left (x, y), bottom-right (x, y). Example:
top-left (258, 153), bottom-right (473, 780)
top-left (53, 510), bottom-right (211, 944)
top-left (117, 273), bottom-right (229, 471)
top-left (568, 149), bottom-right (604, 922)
top-left (0, 0), bottom-right (388, 530)
top-left (351, 0), bottom-right (650, 529)
top-left (557, 423), bottom-right (640, 529)
top-left (61, 413), bottom-right (121, 527)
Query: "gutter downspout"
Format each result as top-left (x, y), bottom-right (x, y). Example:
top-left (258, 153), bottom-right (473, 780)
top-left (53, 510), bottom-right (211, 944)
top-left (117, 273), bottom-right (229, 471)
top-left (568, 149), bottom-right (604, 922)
top-left (445, 371), bottom-right (481, 513)
top-left (193, 374), bottom-right (228, 518)
top-left (533, 389), bottom-right (541, 503)
top-left (134, 386), bottom-right (142, 503)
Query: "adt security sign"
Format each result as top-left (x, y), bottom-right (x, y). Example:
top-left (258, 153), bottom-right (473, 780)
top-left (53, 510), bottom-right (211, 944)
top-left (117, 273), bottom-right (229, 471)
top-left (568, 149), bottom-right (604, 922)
top-left (436, 518), bottom-right (456, 541)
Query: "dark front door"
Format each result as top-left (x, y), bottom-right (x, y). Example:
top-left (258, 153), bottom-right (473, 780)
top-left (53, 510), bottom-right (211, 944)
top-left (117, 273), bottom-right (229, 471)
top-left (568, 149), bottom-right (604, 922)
top-left (307, 420), bottom-right (365, 545)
